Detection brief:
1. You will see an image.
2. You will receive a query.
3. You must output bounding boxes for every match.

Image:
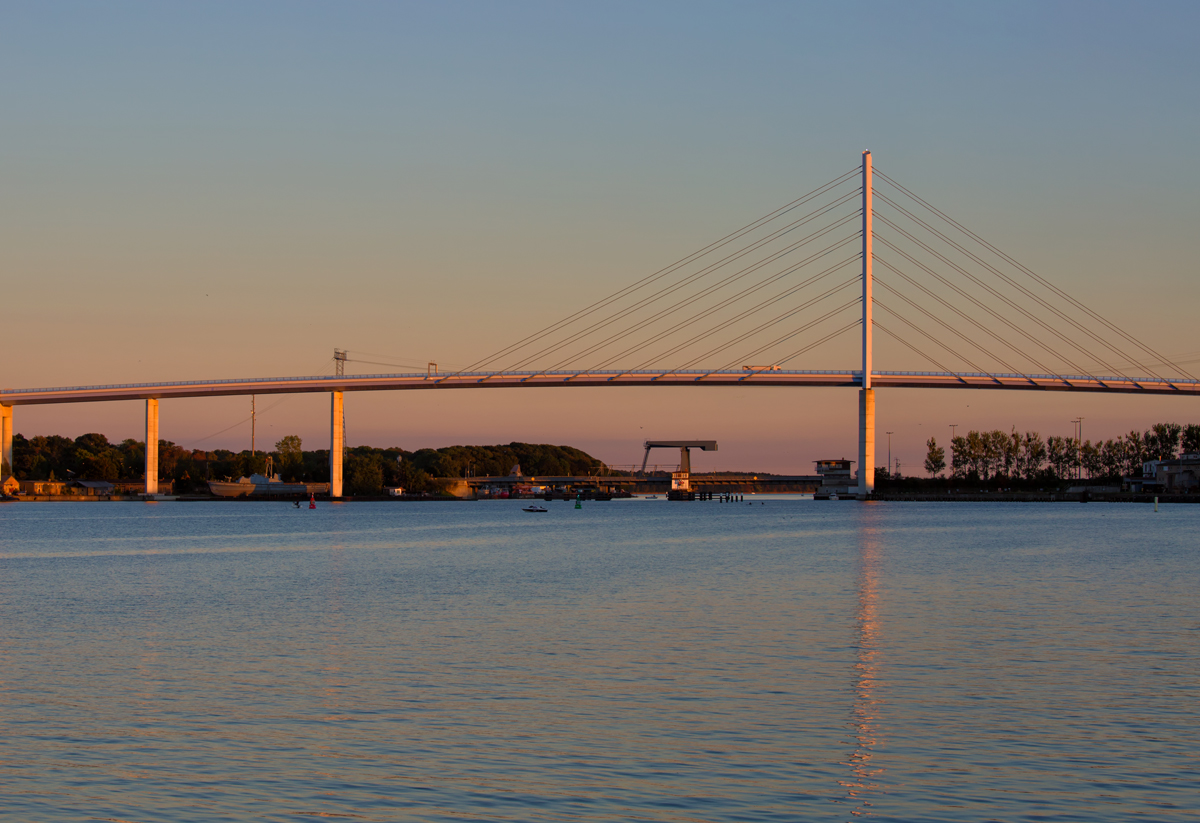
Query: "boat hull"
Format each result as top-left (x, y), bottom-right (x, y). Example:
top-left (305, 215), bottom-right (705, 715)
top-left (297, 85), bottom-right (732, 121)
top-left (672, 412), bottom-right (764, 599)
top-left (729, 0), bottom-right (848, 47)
top-left (208, 480), bottom-right (316, 498)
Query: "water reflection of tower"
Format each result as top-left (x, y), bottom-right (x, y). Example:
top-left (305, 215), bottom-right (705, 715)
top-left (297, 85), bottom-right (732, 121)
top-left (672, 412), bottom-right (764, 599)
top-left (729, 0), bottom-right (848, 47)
top-left (839, 513), bottom-right (884, 817)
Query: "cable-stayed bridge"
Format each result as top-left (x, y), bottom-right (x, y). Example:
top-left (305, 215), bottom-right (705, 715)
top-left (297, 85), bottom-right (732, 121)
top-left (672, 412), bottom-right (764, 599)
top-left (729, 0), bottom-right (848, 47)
top-left (3, 152), bottom-right (1196, 497)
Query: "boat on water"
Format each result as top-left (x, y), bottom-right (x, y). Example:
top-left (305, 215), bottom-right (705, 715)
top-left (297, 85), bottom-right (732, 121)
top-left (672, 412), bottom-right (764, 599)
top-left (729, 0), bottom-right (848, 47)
top-left (522, 504), bottom-right (548, 512)
top-left (644, 495), bottom-right (660, 499)
top-left (208, 473), bottom-right (314, 498)
top-left (208, 421), bottom-right (326, 498)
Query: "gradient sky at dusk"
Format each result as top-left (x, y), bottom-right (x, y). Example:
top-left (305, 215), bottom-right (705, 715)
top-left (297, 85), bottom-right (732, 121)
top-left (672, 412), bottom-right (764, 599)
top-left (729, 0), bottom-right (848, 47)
top-left (3, 1), bottom-right (1198, 472)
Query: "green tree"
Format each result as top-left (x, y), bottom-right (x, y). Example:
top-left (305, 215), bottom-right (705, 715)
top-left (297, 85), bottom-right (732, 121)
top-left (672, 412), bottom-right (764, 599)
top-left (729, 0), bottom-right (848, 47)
top-left (924, 437), bottom-right (945, 477)
top-left (963, 430), bottom-right (987, 478)
top-left (1080, 440), bottom-right (1103, 479)
top-left (982, 430), bottom-right (1010, 479)
top-left (345, 451), bottom-right (384, 496)
top-left (275, 435), bottom-right (304, 481)
top-left (76, 448), bottom-right (121, 481)
top-left (1000, 429), bottom-right (1021, 478)
top-left (1098, 438), bottom-right (1124, 479)
top-left (119, 439), bottom-right (145, 480)
top-left (1019, 432), bottom-right (1046, 480)
top-left (1046, 436), bottom-right (1076, 480)
top-left (1145, 423), bottom-right (1182, 461)
top-left (1122, 430), bottom-right (1146, 476)
top-left (950, 435), bottom-right (969, 479)
top-left (1182, 424), bottom-right (1200, 455)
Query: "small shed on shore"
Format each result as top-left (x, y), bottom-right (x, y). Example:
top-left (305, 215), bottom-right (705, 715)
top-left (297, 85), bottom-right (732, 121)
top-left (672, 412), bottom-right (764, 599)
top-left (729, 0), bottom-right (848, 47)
top-left (74, 480), bottom-right (116, 495)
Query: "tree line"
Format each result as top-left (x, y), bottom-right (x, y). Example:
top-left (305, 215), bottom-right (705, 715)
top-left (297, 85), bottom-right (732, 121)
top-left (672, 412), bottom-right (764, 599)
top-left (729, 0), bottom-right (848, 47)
top-left (319, 440), bottom-right (602, 496)
top-left (920, 422), bottom-right (1200, 483)
top-left (8, 432), bottom-right (602, 496)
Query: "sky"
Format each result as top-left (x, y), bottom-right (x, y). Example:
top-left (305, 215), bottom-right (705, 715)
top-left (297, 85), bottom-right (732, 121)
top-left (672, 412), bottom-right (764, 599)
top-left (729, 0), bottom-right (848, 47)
top-left (2, 1), bottom-right (1198, 473)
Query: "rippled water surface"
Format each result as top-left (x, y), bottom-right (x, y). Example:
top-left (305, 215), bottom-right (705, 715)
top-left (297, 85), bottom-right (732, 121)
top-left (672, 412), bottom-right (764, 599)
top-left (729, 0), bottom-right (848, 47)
top-left (0, 498), bottom-right (1196, 822)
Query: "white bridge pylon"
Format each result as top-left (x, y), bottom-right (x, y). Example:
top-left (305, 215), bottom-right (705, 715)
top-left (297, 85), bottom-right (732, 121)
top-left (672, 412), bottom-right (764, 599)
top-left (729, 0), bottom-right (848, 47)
top-left (3, 153), bottom-right (1198, 498)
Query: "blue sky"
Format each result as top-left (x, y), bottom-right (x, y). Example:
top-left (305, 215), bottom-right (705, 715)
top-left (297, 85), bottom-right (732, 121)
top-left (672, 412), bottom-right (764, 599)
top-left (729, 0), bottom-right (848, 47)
top-left (2, 1), bottom-right (1197, 471)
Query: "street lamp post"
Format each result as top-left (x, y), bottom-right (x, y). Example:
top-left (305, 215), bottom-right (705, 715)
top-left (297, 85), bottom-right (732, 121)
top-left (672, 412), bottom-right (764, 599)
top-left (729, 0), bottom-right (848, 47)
top-left (886, 431), bottom-right (894, 479)
top-left (1071, 417), bottom-right (1084, 480)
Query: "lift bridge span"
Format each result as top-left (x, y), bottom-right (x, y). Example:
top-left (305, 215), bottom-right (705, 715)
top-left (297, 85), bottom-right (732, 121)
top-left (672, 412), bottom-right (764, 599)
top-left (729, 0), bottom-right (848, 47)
top-left (3, 152), bottom-right (1197, 497)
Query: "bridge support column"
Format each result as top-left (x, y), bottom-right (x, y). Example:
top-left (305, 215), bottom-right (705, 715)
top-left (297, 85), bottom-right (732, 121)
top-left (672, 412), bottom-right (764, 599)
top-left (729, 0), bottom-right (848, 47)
top-left (858, 389), bottom-right (874, 498)
top-left (858, 150), bottom-right (875, 500)
top-left (1, 405), bottom-right (12, 481)
top-left (145, 398), bottom-right (159, 495)
top-left (330, 391), bottom-right (344, 498)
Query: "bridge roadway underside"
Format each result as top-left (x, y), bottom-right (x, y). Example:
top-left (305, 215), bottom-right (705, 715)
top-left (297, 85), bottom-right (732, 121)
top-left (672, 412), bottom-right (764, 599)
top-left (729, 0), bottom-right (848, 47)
top-left (2, 368), bottom-right (1198, 406)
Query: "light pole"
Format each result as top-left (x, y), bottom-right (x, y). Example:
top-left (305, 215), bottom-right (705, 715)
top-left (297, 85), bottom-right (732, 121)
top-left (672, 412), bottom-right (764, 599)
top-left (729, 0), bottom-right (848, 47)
top-left (886, 431), bottom-right (894, 479)
top-left (1071, 417), bottom-right (1084, 480)
top-left (948, 426), bottom-right (958, 481)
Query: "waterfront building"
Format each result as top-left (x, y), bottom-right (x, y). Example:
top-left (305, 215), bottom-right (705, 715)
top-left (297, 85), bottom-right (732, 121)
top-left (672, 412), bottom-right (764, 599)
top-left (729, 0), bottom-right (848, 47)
top-left (1126, 454), bottom-right (1200, 493)
top-left (814, 459), bottom-right (855, 499)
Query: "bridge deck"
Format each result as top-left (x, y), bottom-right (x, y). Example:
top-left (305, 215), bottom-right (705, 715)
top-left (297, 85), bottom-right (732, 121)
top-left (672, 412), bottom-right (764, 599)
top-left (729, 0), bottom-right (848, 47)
top-left (2, 369), bottom-right (1198, 406)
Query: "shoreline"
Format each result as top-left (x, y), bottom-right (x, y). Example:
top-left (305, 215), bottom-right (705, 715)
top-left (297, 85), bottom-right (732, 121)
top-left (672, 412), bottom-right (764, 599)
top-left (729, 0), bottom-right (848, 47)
top-left (5, 492), bottom-right (1198, 504)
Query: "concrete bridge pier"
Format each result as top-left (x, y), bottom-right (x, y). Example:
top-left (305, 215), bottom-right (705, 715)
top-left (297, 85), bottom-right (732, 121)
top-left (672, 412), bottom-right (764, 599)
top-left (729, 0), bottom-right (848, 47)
top-left (145, 398), bottom-right (159, 495)
top-left (858, 389), bottom-right (875, 498)
top-left (1, 404), bottom-right (12, 480)
top-left (330, 391), bottom-right (344, 498)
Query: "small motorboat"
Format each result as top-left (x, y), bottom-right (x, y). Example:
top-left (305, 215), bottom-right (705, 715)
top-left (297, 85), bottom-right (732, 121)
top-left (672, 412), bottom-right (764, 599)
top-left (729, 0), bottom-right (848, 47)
top-left (644, 495), bottom-right (659, 500)
top-left (522, 505), bottom-right (548, 513)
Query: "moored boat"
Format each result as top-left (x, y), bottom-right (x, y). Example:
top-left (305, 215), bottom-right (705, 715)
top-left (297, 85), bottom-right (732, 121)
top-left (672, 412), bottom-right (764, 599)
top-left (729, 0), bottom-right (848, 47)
top-left (208, 474), bottom-right (320, 498)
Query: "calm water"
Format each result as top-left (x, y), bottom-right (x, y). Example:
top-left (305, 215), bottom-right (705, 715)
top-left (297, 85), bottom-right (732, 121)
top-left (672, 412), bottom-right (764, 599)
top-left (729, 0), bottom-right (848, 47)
top-left (0, 498), bottom-right (1196, 822)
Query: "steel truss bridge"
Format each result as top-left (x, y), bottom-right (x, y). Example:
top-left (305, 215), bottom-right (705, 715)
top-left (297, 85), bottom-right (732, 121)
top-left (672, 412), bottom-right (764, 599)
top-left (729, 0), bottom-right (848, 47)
top-left (3, 152), bottom-right (1196, 498)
